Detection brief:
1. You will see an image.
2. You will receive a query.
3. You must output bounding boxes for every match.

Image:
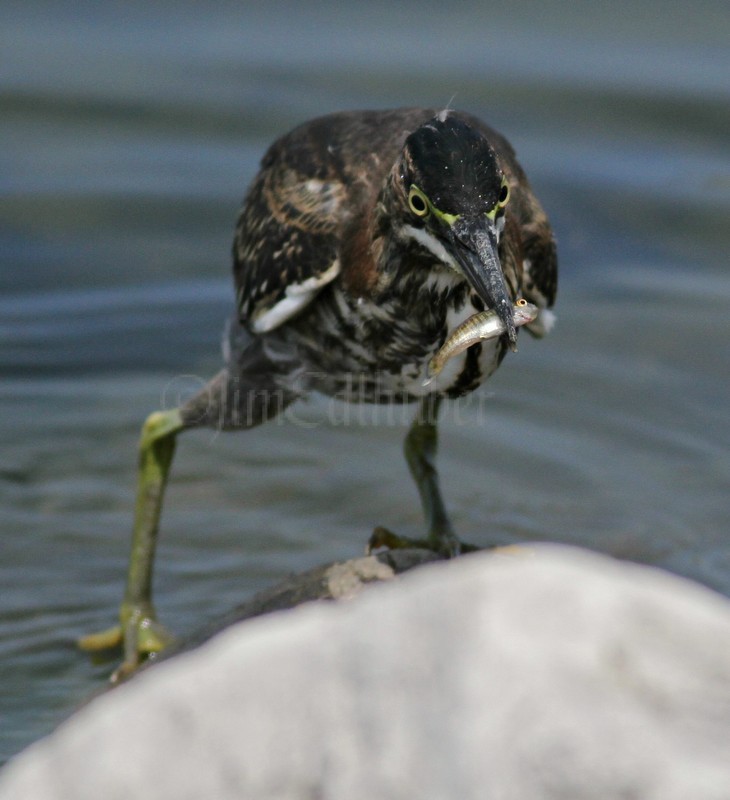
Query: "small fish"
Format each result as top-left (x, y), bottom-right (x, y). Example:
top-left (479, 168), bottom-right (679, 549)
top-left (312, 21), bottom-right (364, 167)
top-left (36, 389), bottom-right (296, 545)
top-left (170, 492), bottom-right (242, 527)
top-left (425, 299), bottom-right (539, 383)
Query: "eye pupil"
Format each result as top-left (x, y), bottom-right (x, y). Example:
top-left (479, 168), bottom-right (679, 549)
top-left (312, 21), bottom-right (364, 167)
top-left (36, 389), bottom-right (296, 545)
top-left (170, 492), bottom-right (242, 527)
top-left (410, 193), bottom-right (427, 213)
top-left (499, 183), bottom-right (510, 204)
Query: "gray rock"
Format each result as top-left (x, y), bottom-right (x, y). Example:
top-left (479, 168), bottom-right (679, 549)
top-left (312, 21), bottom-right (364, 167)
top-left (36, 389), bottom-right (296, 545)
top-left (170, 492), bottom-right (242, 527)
top-left (2, 545), bottom-right (730, 799)
top-left (161, 547), bottom-right (443, 659)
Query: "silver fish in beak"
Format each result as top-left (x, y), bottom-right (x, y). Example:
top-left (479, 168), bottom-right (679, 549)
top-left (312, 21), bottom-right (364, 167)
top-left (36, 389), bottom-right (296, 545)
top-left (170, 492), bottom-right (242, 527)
top-left (425, 299), bottom-right (538, 384)
top-left (448, 215), bottom-right (517, 348)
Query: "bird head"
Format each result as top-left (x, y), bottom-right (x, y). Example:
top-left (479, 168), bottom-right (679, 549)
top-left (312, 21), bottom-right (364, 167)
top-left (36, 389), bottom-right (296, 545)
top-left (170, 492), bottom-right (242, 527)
top-left (395, 112), bottom-right (515, 345)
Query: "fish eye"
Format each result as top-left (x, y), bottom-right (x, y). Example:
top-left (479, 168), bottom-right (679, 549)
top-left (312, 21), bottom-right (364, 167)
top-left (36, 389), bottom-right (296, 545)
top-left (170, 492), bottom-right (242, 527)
top-left (516, 298), bottom-right (527, 307)
top-left (408, 185), bottom-right (430, 217)
top-left (498, 179), bottom-right (510, 208)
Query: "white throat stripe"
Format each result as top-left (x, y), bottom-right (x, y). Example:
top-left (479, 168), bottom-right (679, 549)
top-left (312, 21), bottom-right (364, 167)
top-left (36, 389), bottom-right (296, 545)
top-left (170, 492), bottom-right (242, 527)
top-left (400, 225), bottom-right (459, 270)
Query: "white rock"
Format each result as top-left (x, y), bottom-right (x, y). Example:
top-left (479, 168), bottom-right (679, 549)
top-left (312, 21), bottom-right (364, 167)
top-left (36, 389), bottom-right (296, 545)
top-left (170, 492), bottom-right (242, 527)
top-left (2, 545), bottom-right (730, 799)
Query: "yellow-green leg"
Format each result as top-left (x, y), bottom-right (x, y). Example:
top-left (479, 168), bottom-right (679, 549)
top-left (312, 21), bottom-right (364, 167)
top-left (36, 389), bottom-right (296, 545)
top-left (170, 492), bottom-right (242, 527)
top-left (369, 395), bottom-right (462, 557)
top-left (78, 408), bottom-right (184, 680)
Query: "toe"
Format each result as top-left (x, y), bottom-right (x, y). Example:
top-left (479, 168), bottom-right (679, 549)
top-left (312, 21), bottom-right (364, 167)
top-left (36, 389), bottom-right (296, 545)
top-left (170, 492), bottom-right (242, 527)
top-left (77, 624), bottom-right (123, 652)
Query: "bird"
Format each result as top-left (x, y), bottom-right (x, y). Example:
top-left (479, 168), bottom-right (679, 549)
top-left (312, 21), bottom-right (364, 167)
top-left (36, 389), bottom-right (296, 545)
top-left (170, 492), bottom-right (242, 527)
top-left (79, 107), bottom-right (558, 679)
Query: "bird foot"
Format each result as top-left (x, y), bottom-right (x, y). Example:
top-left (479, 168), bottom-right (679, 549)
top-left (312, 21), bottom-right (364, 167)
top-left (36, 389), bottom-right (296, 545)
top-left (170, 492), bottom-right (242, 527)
top-left (78, 605), bottom-right (174, 683)
top-left (367, 526), bottom-right (467, 559)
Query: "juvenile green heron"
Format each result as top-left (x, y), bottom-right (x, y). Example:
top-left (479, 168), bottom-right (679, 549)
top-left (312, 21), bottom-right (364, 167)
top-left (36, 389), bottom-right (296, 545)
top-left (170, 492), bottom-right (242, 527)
top-left (80, 108), bottom-right (557, 677)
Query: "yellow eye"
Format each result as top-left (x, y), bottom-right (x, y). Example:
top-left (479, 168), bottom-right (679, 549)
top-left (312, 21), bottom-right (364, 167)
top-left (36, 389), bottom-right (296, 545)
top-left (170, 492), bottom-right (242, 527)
top-left (408, 185), bottom-right (430, 217)
top-left (498, 179), bottom-right (510, 208)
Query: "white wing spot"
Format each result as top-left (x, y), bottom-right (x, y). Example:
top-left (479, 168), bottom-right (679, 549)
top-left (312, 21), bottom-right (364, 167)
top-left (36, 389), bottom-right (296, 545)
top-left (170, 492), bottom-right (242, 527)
top-left (251, 260), bottom-right (341, 333)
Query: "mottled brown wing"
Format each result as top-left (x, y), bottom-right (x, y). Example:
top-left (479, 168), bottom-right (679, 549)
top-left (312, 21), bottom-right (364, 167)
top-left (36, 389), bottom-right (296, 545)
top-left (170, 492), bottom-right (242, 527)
top-left (232, 108), bottom-right (443, 334)
top-left (233, 137), bottom-right (348, 334)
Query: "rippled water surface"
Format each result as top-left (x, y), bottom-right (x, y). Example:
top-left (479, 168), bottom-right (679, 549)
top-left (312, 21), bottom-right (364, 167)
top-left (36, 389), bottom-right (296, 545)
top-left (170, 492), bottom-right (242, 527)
top-left (1, 0), bottom-right (729, 764)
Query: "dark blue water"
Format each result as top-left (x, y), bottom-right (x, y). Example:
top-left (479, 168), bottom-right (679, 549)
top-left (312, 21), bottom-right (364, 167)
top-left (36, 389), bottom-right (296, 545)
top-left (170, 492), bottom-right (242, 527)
top-left (1, 0), bottom-right (729, 765)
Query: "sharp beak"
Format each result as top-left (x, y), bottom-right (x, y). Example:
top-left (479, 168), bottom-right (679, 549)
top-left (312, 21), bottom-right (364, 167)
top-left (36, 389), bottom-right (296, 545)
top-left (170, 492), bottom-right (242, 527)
top-left (448, 215), bottom-right (516, 348)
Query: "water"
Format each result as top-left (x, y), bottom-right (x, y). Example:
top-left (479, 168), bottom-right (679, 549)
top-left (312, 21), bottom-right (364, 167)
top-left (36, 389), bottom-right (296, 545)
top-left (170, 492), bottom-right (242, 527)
top-left (1, 0), bottom-right (729, 765)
